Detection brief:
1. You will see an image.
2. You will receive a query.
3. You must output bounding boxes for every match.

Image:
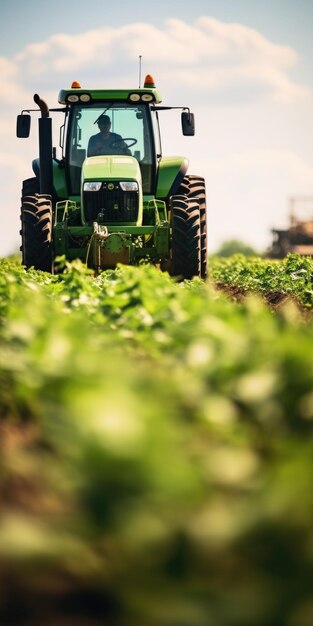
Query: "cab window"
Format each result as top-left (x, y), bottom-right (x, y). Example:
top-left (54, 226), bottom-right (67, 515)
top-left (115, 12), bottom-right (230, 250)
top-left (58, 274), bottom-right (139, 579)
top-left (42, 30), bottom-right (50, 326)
top-left (67, 104), bottom-right (155, 194)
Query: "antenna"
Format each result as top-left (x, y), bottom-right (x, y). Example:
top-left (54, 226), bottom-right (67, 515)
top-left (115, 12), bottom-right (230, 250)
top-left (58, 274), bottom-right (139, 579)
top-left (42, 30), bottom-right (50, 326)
top-left (138, 55), bottom-right (142, 88)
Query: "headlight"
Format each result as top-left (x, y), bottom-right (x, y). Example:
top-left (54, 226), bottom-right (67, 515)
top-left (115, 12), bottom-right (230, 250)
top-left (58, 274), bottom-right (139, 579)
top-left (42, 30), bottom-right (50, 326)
top-left (119, 181), bottom-right (138, 192)
top-left (84, 182), bottom-right (102, 191)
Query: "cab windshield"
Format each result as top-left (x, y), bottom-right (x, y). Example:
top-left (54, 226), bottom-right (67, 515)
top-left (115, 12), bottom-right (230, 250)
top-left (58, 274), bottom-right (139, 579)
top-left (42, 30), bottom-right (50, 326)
top-left (67, 103), bottom-right (155, 195)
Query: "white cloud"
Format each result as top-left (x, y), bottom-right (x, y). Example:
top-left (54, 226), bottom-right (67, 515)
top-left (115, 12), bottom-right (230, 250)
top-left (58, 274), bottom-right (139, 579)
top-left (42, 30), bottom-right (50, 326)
top-left (11, 18), bottom-right (310, 103)
top-left (196, 17), bottom-right (297, 66)
top-left (1, 57), bottom-right (30, 104)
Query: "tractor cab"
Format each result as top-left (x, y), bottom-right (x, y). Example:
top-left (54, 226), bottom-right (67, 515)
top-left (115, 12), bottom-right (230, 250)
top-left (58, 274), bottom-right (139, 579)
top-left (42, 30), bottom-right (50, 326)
top-left (66, 102), bottom-right (157, 196)
top-left (58, 76), bottom-right (163, 198)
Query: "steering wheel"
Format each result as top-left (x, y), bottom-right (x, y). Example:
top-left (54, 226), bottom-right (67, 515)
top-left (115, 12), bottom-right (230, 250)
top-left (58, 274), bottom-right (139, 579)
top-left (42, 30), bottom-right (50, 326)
top-left (110, 137), bottom-right (138, 149)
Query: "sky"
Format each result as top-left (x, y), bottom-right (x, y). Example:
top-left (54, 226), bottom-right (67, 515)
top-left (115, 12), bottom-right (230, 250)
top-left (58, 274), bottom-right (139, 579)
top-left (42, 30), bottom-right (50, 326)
top-left (1, 0), bottom-right (313, 256)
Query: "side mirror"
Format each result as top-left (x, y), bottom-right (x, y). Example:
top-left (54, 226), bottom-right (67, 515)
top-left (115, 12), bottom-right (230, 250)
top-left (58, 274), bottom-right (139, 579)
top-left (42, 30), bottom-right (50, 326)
top-left (16, 114), bottom-right (31, 138)
top-left (181, 111), bottom-right (195, 136)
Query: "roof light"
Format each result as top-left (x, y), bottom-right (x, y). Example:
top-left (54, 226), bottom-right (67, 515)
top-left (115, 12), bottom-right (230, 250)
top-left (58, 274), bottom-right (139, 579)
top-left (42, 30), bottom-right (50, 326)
top-left (67, 94), bottom-right (79, 102)
top-left (71, 81), bottom-right (81, 88)
top-left (80, 93), bottom-right (91, 102)
top-left (144, 74), bottom-right (155, 88)
top-left (142, 94), bottom-right (153, 102)
top-left (129, 93), bottom-right (141, 102)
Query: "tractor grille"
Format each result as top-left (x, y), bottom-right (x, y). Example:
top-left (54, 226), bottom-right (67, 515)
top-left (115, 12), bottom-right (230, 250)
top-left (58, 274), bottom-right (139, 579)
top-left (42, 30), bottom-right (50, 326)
top-left (84, 182), bottom-right (138, 223)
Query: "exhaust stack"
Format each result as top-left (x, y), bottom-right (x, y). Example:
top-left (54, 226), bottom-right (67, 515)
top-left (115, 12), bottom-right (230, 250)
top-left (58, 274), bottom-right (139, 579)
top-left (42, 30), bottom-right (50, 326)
top-left (34, 94), bottom-right (53, 198)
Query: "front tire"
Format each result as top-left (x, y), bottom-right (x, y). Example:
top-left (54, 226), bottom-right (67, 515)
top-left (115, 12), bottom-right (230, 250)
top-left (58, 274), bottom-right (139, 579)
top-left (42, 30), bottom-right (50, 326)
top-left (20, 193), bottom-right (53, 272)
top-left (170, 195), bottom-right (201, 280)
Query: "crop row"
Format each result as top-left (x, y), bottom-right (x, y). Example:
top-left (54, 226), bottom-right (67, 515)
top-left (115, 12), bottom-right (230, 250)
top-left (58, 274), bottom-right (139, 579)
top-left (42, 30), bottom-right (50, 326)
top-left (209, 253), bottom-right (313, 307)
top-left (0, 257), bottom-right (312, 626)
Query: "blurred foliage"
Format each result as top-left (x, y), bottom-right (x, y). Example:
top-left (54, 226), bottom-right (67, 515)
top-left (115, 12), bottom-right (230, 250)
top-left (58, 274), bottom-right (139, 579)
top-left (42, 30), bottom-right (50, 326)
top-left (0, 257), bottom-right (313, 626)
top-left (214, 239), bottom-right (260, 257)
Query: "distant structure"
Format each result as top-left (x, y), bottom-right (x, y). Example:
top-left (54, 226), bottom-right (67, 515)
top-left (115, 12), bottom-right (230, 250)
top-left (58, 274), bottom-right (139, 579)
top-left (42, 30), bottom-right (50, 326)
top-left (269, 196), bottom-right (313, 258)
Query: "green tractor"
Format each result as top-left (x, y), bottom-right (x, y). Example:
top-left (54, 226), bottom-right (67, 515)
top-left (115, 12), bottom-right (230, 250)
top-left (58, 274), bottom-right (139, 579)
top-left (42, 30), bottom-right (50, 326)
top-left (17, 74), bottom-right (207, 279)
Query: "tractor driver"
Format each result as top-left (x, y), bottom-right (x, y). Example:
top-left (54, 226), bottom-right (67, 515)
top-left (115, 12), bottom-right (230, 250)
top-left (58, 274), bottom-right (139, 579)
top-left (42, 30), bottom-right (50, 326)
top-left (87, 114), bottom-right (131, 157)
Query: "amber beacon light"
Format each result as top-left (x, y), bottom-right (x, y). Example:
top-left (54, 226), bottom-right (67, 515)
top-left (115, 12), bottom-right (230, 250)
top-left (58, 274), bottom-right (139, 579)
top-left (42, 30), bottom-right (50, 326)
top-left (143, 74), bottom-right (156, 88)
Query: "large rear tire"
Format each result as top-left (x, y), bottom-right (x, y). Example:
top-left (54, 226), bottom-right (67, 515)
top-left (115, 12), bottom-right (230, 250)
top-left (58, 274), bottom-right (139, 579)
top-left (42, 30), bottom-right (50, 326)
top-left (170, 195), bottom-right (201, 280)
top-left (176, 176), bottom-right (208, 279)
top-left (20, 193), bottom-right (53, 272)
top-left (22, 176), bottom-right (40, 197)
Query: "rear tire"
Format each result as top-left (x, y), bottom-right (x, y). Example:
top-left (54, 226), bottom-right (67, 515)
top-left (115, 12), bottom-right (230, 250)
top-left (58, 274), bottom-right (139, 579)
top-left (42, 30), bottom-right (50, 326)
top-left (176, 176), bottom-right (207, 279)
top-left (22, 176), bottom-right (40, 197)
top-left (20, 193), bottom-right (53, 272)
top-left (170, 195), bottom-right (201, 280)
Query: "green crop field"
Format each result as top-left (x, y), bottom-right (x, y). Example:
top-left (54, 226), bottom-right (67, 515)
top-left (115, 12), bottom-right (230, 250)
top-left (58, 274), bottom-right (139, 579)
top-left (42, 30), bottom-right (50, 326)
top-left (0, 255), bottom-right (313, 626)
top-left (210, 253), bottom-right (313, 309)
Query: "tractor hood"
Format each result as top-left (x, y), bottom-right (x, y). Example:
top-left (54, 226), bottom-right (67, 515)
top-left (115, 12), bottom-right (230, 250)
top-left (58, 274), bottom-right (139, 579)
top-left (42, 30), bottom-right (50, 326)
top-left (82, 155), bottom-right (141, 182)
top-left (80, 155), bottom-right (143, 227)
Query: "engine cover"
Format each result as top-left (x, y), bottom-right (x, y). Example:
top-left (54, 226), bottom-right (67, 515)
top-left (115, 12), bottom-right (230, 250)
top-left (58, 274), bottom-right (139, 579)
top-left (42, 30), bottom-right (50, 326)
top-left (82, 155), bottom-right (142, 224)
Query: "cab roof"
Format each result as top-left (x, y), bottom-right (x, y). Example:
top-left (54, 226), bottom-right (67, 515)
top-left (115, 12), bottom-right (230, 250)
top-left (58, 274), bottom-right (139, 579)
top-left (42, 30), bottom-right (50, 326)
top-left (59, 78), bottom-right (162, 106)
top-left (58, 88), bottom-right (162, 105)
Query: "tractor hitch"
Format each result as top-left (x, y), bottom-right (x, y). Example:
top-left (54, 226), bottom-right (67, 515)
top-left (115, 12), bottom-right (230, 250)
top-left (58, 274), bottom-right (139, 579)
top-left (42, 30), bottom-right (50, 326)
top-left (91, 223), bottom-right (131, 271)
